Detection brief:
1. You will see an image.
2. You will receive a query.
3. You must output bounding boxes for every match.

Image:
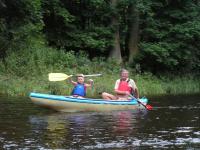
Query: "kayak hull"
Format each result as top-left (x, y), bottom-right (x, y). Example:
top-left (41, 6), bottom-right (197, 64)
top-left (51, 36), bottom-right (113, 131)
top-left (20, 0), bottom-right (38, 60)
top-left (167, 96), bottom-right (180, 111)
top-left (29, 92), bottom-right (148, 112)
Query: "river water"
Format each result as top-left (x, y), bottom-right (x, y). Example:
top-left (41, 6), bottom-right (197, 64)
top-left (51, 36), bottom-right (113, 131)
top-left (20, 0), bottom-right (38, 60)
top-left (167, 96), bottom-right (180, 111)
top-left (0, 94), bottom-right (200, 149)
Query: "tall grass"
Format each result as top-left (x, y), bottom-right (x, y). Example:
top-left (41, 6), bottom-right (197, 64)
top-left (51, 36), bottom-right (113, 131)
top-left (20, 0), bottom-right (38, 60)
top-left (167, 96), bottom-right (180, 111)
top-left (0, 70), bottom-right (199, 97)
top-left (0, 44), bottom-right (200, 97)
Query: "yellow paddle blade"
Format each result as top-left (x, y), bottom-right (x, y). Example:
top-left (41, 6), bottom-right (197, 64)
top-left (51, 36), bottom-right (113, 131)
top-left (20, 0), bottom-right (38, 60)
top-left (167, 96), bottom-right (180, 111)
top-left (48, 73), bottom-right (72, 81)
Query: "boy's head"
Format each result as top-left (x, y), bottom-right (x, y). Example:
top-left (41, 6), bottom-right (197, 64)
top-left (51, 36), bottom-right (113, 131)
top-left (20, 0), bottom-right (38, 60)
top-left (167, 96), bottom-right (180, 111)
top-left (76, 74), bottom-right (84, 84)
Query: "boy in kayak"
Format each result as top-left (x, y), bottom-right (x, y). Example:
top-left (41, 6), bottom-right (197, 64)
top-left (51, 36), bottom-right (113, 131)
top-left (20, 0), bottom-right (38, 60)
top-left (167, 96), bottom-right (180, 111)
top-left (69, 74), bottom-right (93, 98)
top-left (102, 69), bottom-right (139, 100)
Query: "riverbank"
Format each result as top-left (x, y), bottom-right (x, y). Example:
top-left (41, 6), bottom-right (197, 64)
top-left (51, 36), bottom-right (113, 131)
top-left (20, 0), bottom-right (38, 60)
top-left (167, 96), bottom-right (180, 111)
top-left (0, 72), bottom-right (199, 97)
top-left (0, 47), bottom-right (199, 97)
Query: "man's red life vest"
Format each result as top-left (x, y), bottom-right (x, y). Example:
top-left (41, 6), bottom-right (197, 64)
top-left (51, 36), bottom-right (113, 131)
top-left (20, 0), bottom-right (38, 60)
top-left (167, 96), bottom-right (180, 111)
top-left (117, 79), bottom-right (132, 94)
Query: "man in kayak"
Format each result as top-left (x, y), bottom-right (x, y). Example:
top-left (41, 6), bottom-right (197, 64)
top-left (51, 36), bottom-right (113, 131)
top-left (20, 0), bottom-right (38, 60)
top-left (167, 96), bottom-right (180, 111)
top-left (70, 74), bottom-right (93, 98)
top-left (102, 69), bottom-right (139, 100)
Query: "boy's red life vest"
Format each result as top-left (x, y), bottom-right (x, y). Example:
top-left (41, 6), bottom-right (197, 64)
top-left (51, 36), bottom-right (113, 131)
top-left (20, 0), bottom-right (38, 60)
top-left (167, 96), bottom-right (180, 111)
top-left (117, 79), bottom-right (132, 94)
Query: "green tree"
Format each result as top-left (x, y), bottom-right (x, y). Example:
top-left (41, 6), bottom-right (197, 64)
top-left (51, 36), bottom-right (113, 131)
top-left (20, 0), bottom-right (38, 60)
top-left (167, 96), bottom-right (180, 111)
top-left (0, 0), bottom-right (43, 58)
top-left (42, 0), bottom-right (113, 57)
top-left (137, 0), bottom-right (200, 73)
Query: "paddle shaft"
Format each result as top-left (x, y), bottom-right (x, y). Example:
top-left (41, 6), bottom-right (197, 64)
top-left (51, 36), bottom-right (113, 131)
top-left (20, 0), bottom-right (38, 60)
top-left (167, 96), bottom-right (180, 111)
top-left (129, 94), bottom-right (153, 110)
top-left (82, 74), bottom-right (102, 77)
top-left (48, 73), bottom-right (102, 81)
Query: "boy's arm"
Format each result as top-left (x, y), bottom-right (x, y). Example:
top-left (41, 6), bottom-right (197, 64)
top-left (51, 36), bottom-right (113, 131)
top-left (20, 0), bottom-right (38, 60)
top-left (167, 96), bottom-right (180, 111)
top-left (85, 79), bottom-right (93, 87)
top-left (71, 80), bottom-right (77, 85)
top-left (68, 76), bottom-right (77, 85)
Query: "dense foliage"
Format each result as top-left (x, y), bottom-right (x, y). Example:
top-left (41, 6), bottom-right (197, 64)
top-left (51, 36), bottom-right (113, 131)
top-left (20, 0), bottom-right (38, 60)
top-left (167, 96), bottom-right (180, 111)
top-left (0, 0), bottom-right (200, 74)
top-left (138, 0), bottom-right (200, 73)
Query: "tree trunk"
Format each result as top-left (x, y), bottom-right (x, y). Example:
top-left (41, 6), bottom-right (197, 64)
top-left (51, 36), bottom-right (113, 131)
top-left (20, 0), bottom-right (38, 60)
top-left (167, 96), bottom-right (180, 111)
top-left (126, 3), bottom-right (139, 64)
top-left (109, 0), bottom-right (122, 63)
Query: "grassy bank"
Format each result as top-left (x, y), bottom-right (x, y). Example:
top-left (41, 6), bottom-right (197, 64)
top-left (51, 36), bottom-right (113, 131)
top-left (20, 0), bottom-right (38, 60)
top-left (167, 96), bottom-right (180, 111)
top-left (0, 44), bottom-right (199, 97)
top-left (0, 72), bottom-right (199, 97)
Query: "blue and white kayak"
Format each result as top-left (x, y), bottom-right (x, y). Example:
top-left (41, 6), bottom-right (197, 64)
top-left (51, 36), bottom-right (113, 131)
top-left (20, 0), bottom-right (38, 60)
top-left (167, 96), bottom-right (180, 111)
top-left (29, 92), bottom-right (148, 112)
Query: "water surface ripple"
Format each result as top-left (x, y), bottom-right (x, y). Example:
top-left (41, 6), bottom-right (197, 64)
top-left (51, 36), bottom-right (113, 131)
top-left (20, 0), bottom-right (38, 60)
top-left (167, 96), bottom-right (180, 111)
top-left (0, 94), bottom-right (199, 149)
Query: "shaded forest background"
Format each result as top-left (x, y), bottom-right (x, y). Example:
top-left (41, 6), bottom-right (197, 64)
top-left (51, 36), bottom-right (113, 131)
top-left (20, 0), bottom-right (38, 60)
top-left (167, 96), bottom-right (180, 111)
top-left (0, 0), bottom-right (200, 75)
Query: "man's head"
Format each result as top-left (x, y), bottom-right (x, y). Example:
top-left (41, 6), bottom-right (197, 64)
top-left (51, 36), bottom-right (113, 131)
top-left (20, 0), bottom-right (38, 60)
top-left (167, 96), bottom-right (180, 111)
top-left (120, 69), bottom-right (129, 80)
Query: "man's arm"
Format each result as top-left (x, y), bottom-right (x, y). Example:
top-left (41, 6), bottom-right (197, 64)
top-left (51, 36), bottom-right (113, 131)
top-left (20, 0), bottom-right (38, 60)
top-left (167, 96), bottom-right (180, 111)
top-left (114, 89), bottom-right (129, 95)
top-left (134, 87), bottom-right (139, 99)
top-left (129, 79), bottom-right (139, 98)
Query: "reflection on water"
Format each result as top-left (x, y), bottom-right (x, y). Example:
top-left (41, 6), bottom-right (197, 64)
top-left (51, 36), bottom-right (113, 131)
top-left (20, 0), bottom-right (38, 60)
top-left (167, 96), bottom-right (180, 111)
top-left (29, 109), bottom-right (147, 149)
top-left (0, 94), bottom-right (200, 149)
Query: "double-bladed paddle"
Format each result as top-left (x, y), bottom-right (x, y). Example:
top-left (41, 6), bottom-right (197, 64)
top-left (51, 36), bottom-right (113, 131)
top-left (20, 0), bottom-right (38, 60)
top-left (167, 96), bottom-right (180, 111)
top-left (129, 94), bottom-right (153, 110)
top-left (48, 73), bottom-right (102, 81)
